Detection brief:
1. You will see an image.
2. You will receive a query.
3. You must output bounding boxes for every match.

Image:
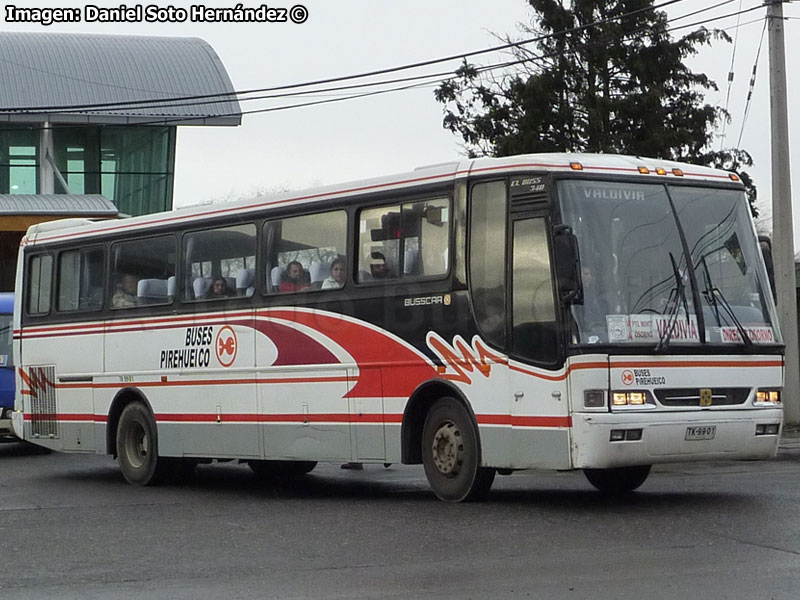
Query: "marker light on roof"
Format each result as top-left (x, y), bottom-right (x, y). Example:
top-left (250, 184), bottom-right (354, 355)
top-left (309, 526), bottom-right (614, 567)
top-left (656, 167), bottom-right (667, 176)
top-left (729, 173), bottom-right (740, 182)
top-left (672, 168), bottom-right (684, 177)
top-left (638, 167), bottom-right (650, 174)
top-left (570, 162), bottom-right (584, 171)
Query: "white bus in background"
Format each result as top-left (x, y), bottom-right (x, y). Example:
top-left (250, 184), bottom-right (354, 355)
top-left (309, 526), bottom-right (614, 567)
top-left (12, 153), bottom-right (783, 501)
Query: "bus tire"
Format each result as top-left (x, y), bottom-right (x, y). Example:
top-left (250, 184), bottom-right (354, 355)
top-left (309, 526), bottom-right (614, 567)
top-left (583, 465), bottom-right (651, 494)
top-left (422, 397), bottom-right (495, 502)
top-left (248, 460), bottom-right (317, 478)
top-left (116, 401), bottom-right (167, 486)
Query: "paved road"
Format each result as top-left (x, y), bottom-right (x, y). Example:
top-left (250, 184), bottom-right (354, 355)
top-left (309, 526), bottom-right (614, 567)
top-left (1, 442), bottom-right (799, 599)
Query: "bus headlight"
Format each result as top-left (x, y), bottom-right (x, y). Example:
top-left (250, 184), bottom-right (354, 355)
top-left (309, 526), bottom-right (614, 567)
top-left (584, 390), bottom-right (606, 408)
top-left (755, 389), bottom-right (781, 405)
top-left (611, 390), bottom-right (655, 408)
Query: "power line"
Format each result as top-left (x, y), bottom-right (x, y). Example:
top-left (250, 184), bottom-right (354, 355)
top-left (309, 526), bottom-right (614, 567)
top-left (736, 18), bottom-right (768, 149)
top-left (0, 0), bottom-right (692, 115)
top-left (127, 3), bottom-right (771, 128)
top-left (0, 1), bottom-right (765, 130)
top-left (719, 0), bottom-right (745, 150)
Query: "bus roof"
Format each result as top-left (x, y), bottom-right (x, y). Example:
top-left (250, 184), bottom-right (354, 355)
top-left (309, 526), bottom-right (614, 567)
top-left (22, 153), bottom-right (742, 247)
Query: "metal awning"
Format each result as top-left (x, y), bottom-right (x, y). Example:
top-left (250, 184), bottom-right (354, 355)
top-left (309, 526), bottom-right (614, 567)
top-left (0, 194), bottom-right (118, 216)
top-left (0, 32), bottom-right (241, 126)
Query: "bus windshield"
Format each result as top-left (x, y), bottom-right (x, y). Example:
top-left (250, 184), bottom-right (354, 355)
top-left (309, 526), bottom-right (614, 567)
top-left (558, 180), bottom-right (780, 347)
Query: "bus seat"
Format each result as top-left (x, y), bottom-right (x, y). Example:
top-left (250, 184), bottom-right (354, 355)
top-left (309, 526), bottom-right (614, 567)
top-left (309, 261), bottom-right (330, 289)
top-left (404, 249), bottom-right (419, 276)
top-left (224, 276), bottom-right (236, 292)
top-left (137, 278), bottom-right (169, 304)
top-left (167, 275), bottom-right (176, 298)
top-left (270, 266), bottom-right (283, 287)
top-left (236, 268), bottom-right (255, 296)
top-left (193, 277), bottom-right (212, 299)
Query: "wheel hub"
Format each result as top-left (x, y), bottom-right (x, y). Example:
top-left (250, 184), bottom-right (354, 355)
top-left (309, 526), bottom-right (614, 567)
top-left (431, 421), bottom-right (463, 476)
top-left (125, 423), bottom-right (149, 469)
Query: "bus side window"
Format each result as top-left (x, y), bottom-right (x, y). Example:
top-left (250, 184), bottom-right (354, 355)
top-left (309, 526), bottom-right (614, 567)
top-left (26, 253), bottom-right (53, 315)
top-left (111, 236), bottom-right (176, 309)
top-left (57, 247), bottom-right (104, 312)
top-left (357, 197), bottom-right (449, 283)
top-left (182, 224), bottom-right (256, 302)
top-left (263, 210), bottom-right (347, 295)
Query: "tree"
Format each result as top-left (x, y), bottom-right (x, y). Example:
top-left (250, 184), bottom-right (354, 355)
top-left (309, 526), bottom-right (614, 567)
top-left (435, 0), bottom-right (757, 214)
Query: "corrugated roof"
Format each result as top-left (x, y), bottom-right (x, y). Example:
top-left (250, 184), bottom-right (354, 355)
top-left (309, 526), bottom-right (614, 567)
top-left (0, 32), bottom-right (240, 126)
top-left (0, 194), bottom-right (119, 216)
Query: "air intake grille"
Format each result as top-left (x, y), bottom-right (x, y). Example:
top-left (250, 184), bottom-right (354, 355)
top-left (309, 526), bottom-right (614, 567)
top-left (27, 365), bottom-right (58, 438)
top-left (654, 387), bottom-right (750, 407)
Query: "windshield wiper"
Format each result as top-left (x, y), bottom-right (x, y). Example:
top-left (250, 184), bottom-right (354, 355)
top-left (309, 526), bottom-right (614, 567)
top-left (698, 256), bottom-right (754, 349)
top-left (655, 252), bottom-right (689, 352)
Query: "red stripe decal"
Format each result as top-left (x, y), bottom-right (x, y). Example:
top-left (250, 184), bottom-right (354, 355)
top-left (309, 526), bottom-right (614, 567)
top-left (478, 415), bottom-right (572, 428)
top-left (23, 412), bottom-right (567, 428)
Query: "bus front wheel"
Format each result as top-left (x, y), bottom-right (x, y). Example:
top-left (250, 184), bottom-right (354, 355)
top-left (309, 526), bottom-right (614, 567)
top-left (583, 465), bottom-right (651, 494)
top-left (422, 397), bottom-right (495, 502)
top-left (116, 401), bottom-right (167, 486)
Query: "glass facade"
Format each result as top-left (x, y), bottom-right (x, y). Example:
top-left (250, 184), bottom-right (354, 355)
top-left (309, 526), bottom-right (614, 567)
top-left (52, 126), bottom-right (175, 216)
top-left (0, 125), bottom-right (175, 216)
top-left (0, 127), bottom-right (39, 194)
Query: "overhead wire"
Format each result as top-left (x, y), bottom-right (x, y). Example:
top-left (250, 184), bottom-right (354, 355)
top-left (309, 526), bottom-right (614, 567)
top-left (0, 0), bottom-right (768, 130)
top-left (0, 0), bottom-right (693, 115)
top-left (719, 0), bottom-right (745, 149)
top-left (735, 19), bottom-right (768, 149)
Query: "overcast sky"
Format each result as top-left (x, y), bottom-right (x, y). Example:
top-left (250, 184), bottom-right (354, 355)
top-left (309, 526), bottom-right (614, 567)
top-left (3, 1), bottom-right (799, 239)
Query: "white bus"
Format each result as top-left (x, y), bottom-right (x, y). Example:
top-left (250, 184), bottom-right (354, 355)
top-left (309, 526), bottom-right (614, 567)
top-left (12, 153), bottom-right (783, 501)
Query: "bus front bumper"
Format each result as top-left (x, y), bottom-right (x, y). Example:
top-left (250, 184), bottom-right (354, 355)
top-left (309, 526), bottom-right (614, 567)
top-left (571, 408), bottom-right (783, 469)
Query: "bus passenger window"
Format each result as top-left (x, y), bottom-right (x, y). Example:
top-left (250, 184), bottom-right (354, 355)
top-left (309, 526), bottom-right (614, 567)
top-left (57, 247), bottom-right (104, 312)
top-left (264, 211), bottom-right (347, 295)
top-left (182, 224), bottom-right (256, 301)
top-left (111, 236), bottom-right (176, 309)
top-left (357, 197), bottom-right (449, 283)
top-left (26, 254), bottom-right (53, 315)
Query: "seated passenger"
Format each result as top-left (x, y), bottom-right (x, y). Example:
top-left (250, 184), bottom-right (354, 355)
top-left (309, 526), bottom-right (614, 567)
top-left (279, 261), bottom-right (311, 293)
top-left (205, 277), bottom-right (233, 299)
top-left (321, 257), bottom-right (346, 289)
top-left (112, 273), bottom-right (138, 308)
top-left (369, 252), bottom-right (394, 279)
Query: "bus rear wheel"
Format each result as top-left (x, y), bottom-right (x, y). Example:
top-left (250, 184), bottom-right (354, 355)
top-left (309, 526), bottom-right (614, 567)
top-left (422, 397), bottom-right (495, 502)
top-left (583, 465), bottom-right (651, 494)
top-left (116, 401), bottom-right (168, 486)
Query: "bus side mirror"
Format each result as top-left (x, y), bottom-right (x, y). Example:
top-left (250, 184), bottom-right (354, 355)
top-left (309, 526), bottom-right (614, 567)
top-left (553, 226), bottom-right (583, 305)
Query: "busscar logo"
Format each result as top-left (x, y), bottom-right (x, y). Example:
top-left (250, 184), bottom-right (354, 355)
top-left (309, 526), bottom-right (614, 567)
top-left (404, 295), bottom-right (445, 307)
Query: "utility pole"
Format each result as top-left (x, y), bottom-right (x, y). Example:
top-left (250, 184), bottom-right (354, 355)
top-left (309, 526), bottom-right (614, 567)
top-left (767, 0), bottom-right (800, 424)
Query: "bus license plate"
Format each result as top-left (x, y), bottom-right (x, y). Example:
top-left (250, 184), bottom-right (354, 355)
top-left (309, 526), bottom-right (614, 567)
top-left (685, 425), bottom-right (716, 441)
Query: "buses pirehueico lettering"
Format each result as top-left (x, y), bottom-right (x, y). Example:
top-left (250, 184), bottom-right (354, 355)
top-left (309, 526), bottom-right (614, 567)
top-left (159, 327), bottom-right (214, 369)
top-left (630, 368), bottom-right (667, 387)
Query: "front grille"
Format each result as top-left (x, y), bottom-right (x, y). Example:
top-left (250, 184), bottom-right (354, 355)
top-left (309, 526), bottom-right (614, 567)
top-left (654, 387), bottom-right (750, 407)
top-left (27, 365), bottom-right (58, 438)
